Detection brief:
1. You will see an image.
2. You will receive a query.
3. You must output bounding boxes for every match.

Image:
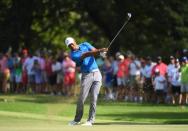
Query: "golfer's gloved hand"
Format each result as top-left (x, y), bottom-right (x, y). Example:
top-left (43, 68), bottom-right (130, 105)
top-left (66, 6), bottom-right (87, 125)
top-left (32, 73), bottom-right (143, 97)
top-left (100, 51), bottom-right (107, 58)
top-left (98, 48), bottom-right (108, 58)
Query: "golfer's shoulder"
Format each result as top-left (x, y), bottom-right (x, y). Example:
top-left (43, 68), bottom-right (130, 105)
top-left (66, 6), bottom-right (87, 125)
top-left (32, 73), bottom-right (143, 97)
top-left (80, 41), bottom-right (92, 47)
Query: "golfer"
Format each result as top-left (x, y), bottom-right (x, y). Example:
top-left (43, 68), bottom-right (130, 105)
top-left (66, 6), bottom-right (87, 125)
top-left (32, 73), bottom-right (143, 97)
top-left (65, 37), bottom-right (108, 126)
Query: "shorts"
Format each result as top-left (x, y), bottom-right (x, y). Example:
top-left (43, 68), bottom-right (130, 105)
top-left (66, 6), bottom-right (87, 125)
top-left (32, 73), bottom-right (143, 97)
top-left (49, 74), bottom-right (57, 85)
top-left (9, 72), bottom-right (15, 82)
top-left (35, 74), bottom-right (43, 84)
top-left (171, 85), bottom-right (181, 94)
top-left (117, 77), bottom-right (126, 86)
top-left (155, 89), bottom-right (164, 96)
top-left (104, 80), bottom-right (113, 88)
top-left (28, 75), bottom-right (35, 83)
top-left (41, 71), bottom-right (48, 83)
top-left (112, 75), bottom-right (117, 87)
top-left (15, 74), bottom-right (22, 83)
top-left (181, 84), bottom-right (188, 93)
top-left (143, 78), bottom-right (153, 92)
top-left (129, 75), bottom-right (141, 90)
top-left (64, 72), bottom-right (75, 86)
top-left (57, 72), bottom-right (64, 84)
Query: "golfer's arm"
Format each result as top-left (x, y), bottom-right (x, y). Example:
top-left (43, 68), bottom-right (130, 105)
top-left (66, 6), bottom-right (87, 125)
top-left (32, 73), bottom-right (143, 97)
top-left (81, 48), bottom-right (100, 60)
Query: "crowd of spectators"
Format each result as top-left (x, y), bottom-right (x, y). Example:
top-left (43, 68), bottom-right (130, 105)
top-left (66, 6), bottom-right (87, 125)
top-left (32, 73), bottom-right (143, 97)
top-left (98, 50), bottom-right (188, 105)
top-left (0, 48), bottom-right (188, 105)
top-left (0, 49), bottom-right (77, 96)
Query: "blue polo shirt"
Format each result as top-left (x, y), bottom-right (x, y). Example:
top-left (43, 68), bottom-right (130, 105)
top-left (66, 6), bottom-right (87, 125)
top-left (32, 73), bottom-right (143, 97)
top-left (70, 42), bottom-right (99, 73)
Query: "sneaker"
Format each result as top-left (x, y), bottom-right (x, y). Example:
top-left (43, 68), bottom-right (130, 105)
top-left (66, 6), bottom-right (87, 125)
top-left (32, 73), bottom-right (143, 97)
top-left (68, 120), bottom-right (80, 126)
top-left (81, 121), bottom-right (92, 126)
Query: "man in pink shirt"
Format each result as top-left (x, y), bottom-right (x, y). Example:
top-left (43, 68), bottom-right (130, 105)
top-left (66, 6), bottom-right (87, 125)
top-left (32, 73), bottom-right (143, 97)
top-left (151, 56), bottom-right (168, 103)
top-left (152, 56), bottom-right (167, 77)
top-left (62, 52), bottom-right (76, 96)
top-left (0, 53), bottom-right (9, 93)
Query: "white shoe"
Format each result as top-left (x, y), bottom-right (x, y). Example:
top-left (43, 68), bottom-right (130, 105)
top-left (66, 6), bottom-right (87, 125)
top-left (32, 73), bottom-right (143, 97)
top-left (81, 121), bottom-right (92, 126)
top-left (68, 120), bottom-right (80, 126)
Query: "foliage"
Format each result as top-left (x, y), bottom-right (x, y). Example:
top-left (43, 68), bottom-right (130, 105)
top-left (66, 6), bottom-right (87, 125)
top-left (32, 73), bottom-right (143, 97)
top-left (0, 0), bottom-right (188, 57)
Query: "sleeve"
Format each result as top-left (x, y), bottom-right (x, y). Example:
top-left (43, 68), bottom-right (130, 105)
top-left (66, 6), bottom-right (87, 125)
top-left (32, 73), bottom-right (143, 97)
top-left (83, 42), bottom-right (95, 51)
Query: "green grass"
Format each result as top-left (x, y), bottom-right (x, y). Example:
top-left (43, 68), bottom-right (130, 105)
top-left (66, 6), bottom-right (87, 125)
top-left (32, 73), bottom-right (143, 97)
top-left (0, 94), bottom-right (188, 131)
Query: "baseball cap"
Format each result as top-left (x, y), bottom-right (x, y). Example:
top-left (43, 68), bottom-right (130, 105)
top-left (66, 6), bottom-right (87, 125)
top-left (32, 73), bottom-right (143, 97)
top-left (146, 56), bottom-right (151, 60)
top-left (115, 52), bottom-right (121, 58)
top-left (182, 56), bottom-right (187, 62)
top-left (118, 55), bottom-right (124, 60)
top-left (157, 56), bottom-right (162, 60)
top-left (170, 56), bottom-right (174, 59)
top-left (65, 37), bottom-right (75, 47)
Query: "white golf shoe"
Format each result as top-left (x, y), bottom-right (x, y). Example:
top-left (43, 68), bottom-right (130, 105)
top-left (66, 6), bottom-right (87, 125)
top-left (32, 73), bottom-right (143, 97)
top-left (68, 120), bottom-right (80, 126)
top-left (81, 121), bottom-right (92, 126)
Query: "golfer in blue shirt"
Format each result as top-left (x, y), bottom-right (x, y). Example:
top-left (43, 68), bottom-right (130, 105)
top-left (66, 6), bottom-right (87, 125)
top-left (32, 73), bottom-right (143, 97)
top-left (65, 37), bottom-right (108, 126)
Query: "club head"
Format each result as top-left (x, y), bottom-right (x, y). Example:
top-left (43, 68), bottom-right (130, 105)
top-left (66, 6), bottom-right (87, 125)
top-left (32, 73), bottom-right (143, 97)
top-left (127, 13), bottom-right (132, 18)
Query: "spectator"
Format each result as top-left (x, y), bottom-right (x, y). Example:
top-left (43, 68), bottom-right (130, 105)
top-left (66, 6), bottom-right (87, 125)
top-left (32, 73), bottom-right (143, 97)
top-left (102, 57), bottom-right (114, 100)
top-left (129, 55), bottom-right (141, 102)
top-left (153, 69), bottom-right (166, 104)
top-left (7, 53), bottom-right (15, 93)
top-left (167, 56), bottom-right (176, 103)
top-left (152, 56), bottom-right (167, 77)
top-left (51, 58), bottom-right (62, 95)
top-left (38, 52), bottom-right (47, 93)
top-left (45, 54), bottom-right (53, 94)
top-left (169, 59), bottom-right (181, 104)
top-left (152, 56), bottom-right (168, 102)
top-left (141, 56), bottom-right (155, 102)
top-left (0, 53), bottom-right (9, 93)
top-left (32, 59), bottom-right (43, 93)
top-left (23, 53), bottom-right (38, 93)
top-left (15, 61), bottom-right (22, 93)
top-left (179, 57), bottom-right (188, 105)
top-left (21, 49), bottom-right (29, 92)
top-left (116, 55), bottom-right (126, 100)
top-left (110, 53), bottom-right (120, 100)
top-left (62, 52), bottom-right (76, 96)
top-left (123, 53), bottom-right (132, 101)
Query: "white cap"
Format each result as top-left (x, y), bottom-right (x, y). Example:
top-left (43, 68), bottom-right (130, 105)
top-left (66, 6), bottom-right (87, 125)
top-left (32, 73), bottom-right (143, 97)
top-left (118, 55), bottom-right (124, 60)
top-left (65, 37), bottom-right (75, 47)
top-left (115, 52), bottom-right (121, 57)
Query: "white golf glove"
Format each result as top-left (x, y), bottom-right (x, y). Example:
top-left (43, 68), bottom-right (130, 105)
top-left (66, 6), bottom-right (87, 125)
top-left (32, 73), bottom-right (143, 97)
top-left (100, 51), bottom-right (107, 58)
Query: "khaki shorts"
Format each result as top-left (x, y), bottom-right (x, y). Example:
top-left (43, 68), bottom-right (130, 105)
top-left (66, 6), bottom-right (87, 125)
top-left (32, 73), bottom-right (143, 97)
top-left (129, 75), bottom-right (141, 91)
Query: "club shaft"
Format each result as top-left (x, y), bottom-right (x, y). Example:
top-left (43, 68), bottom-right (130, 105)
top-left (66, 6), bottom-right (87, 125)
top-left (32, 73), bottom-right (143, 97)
top-left (107, 17), bottom-right (131, 49)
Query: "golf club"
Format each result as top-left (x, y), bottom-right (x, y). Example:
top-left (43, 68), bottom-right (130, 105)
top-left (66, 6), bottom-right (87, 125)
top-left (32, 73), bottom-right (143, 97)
top-left (100, 13), bottom-right (132, 58)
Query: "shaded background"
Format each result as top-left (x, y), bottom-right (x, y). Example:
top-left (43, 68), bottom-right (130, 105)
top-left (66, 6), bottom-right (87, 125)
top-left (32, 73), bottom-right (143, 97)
top-left (0, 0), bottom-right (188, 57)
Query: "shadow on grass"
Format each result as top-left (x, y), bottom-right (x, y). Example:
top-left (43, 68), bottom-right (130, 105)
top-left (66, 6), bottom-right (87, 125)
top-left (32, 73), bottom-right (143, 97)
top-left (94, 121), bottom-right (188, 125)
top-left (14, 95), bottom-right (77, 104)
top-left (97, 112), bottom-right (188, 124)
top-left (97, 100), bottom-right (184, 107)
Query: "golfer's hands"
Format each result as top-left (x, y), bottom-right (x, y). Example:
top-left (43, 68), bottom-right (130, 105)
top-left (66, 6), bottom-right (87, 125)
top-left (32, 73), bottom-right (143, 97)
top-left (98, 48), bottom-right (108, 53)
top-left (99, 48), bottom-right (108, 58)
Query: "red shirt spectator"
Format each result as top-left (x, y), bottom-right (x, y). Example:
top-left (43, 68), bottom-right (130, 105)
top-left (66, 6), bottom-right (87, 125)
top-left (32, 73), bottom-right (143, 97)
top-left (152, 56), bottom-right (167, 77)
top-left (117, 55), bottom-right (126, 78)
top-left (124, 57), bottom-right (131, 76)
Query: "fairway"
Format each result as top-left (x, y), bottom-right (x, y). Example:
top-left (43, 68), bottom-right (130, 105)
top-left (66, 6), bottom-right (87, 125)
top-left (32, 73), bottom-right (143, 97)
top-left (0, 95), bottom-right (188, 131)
